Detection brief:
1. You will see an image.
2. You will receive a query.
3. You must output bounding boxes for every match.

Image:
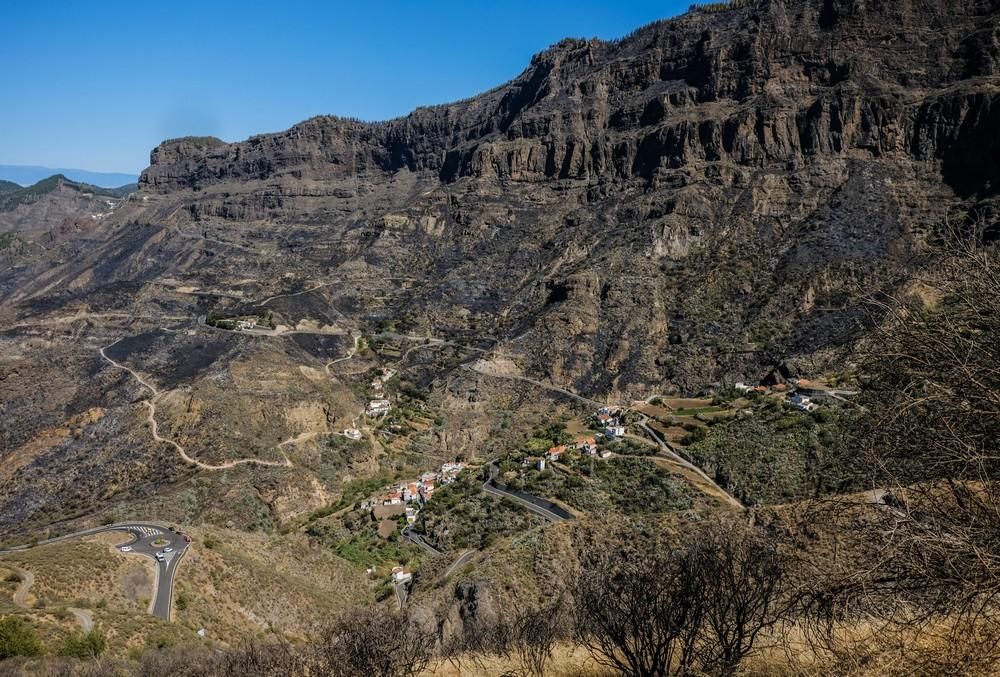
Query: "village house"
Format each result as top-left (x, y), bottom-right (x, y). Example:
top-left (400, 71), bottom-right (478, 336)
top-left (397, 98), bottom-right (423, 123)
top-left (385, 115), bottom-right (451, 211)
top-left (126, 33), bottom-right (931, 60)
top-left (419, 478), bottom-right (435, 501)
top-left (438, 462), bottom-right (465, 483)
top-left (380, 368), bottom-right (397, 383)
top-left (600, 449), bottom-right (613, 459)
top-left (366, 399), bottom-right (392, 416)
top-left (575, 436), bottom-right (598, 456)
top-left (548, 445), bottom-right (568, 461)
top-left (391, 566), bottom-right (412, 584)
top-left (405, 506), bottom-right (418, 524)
top-left (235, 318), bottom-right (257, 331)
top-left (605, 425), bottom-right (626, 438)
top-left (596, 413), bottom-right (614, 427)
top-left (343, 428), bottom-right (363, 440)
top-left (788, 393), bottom-right (818, 412)
top-left (402, 482), bottom-right (419, 502)
top-left (734, 382), bottom-right (754, 393)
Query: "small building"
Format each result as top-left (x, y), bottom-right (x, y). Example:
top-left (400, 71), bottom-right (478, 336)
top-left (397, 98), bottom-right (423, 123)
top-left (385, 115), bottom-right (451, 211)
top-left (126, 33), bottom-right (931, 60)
top-left (367, 399), bottom-right (392, 416)
top-left (575, 436), bottom-right (598, 455)
top-left (402, 482), bottom-right (420, 502)
top-left (405, 506), bottom-right (418, 524)
top-left (600, 449), bottom-right (612, 459)
top-left (344, 428), bottom-right (363, 440)
top-left (788, 393), bottom-right (817, 412)
top-left (734, 382), bottom-right (754, 393)
top-left (438, 462), bottom-right (465, 483)
top-left (235, 318), bottom-right (257, 331)
top-left (605, 425), bottom-right (626, 438)
top-left (596, 413), bottom-right (614, 427)
top-left (547, 445), bottom-right (568, 461)
top-left (391, 566), bottom-right (412, 584)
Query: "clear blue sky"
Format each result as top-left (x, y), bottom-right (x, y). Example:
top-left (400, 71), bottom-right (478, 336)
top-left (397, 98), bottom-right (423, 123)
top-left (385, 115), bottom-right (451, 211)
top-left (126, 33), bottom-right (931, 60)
top-left (0, 1), bottom-right (687, 174)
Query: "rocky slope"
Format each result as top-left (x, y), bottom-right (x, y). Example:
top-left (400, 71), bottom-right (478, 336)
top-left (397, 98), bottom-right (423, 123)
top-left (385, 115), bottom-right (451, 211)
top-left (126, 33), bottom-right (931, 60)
top-left (1, 0), bottom-right (997, 534)
top-left (15, 0), bottom-right (993, 395)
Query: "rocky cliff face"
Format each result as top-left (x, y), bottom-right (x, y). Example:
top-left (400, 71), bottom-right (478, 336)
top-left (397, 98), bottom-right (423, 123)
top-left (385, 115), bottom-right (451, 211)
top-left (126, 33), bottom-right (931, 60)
top-left (12, 0), bottom-right (1000, 397)
top-left (141, 0), bottom-right (999, 195)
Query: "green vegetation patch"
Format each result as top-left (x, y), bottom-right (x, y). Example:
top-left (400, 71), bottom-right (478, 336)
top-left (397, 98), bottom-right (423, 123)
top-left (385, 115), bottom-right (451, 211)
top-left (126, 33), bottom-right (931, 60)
top-left (521, 455), bottom-right (691, 516)
top-left (685, 400), bottom-right (859, 506)
top-left (415, 472), bottom-right (546, 550)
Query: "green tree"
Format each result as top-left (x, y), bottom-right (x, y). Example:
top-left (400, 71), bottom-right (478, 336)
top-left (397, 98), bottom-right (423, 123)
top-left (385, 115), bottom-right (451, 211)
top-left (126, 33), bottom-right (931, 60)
top-left (0, 616), bottom-right (44, 659)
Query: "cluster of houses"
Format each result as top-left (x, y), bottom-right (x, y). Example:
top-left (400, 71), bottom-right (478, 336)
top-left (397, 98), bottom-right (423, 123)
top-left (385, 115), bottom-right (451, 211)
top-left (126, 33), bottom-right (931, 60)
top-left (366, 399), bottom-right (392, 416)
top-left (366, 368), bottom-right (398, 416)
top-left (734, 381), bottom-right (820, 412)
top-left (235, 317), bottom-right (258, 331)
top-left (535, 434), bottom-right (611, 470)
top-left (372, 462), bottom-right (467, 525)
top-left (594, 406), bottom-right (626, 438)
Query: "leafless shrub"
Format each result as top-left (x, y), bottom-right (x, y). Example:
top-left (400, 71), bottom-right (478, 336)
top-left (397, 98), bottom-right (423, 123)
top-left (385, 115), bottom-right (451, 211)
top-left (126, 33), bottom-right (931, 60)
top-left (573, 522), bottom-right (787, 677)
top-left (440, 593), bottom-right (569, 677)
top-left (812, 227), bottom-right (1000, 632)
top-left (318, 605), bottom-right (435, 677)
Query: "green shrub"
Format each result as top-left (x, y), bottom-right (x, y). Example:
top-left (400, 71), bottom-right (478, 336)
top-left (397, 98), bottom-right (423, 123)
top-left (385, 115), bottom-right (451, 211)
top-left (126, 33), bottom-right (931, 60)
top-left (4, 572), bottom-right (22, 583)
top-left (60, 628), bottom-right (107, 659)
top-left (0, 616), bottom-right (44, 659)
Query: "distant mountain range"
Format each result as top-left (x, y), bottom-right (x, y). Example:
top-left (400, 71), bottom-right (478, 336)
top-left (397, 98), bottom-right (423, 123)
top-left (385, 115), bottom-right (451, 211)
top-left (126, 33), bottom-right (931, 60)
top-left (0, 164), bottom-right (137, 188)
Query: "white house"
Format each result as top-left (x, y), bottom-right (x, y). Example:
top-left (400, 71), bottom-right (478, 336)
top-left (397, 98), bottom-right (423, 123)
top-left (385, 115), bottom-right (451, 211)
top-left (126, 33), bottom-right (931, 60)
top-left (367, 399), bottom-right (392, 416)
top-left (788, 393), bottom-right (817, 412)
top-left (734, 382), bottom-right (754, 393)
top-left (391, 566), bottom-right (412, 584)
top-left (548, 445), bottom-right (568, 461)
top-left (344, 428), bottom-right (363, 440)
top-left (605, 425), bottom-right (626, 438)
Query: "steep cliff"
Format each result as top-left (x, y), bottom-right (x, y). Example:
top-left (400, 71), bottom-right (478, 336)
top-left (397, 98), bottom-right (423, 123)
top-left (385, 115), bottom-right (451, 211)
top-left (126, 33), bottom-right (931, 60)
top-left (8, 0), bottom-right (1000, 397)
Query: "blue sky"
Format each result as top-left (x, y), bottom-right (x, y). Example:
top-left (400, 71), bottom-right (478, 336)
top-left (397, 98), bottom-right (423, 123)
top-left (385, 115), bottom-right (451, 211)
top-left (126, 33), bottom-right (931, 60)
top-left (0, 1), bottom-right (687, 174)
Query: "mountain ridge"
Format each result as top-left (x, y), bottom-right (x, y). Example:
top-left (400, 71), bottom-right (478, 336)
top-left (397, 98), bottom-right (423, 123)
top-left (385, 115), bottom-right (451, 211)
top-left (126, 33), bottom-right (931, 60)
top-left (0, 165), bottom-right (138, 189)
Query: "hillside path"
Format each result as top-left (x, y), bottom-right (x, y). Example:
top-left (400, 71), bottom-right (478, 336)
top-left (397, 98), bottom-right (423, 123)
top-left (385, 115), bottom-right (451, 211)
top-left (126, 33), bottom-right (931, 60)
top-left (99, 341), bottom-right (292, 470)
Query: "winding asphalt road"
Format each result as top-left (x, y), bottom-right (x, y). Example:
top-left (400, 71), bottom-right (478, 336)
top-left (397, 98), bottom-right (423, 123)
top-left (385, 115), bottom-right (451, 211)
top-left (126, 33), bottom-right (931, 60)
top-left (401, 525), bottom-right (441, 556)
top-left (0, 522), bottom-right (189, 621)
top-left (483, 463), bottom-right (573, 522)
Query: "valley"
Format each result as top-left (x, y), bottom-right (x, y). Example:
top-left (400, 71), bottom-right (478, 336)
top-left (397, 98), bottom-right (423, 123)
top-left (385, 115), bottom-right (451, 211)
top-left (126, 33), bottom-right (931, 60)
top-left (1, 0), bottom-right (999, 674)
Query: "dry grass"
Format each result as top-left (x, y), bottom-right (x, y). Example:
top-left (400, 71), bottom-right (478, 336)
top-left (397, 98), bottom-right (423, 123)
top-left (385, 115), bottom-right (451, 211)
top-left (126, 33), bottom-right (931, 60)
top-left (169, 525), bottom-right (369, 646)
top-left (424, 643), bottom-right (614, 676)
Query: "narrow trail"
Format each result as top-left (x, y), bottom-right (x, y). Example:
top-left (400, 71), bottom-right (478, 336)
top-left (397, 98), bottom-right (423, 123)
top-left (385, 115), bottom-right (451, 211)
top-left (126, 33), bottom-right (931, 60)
top-left (9, 564), bottom-right (94, 631)
top-left (324, 333), bottom-right (361, 375)
top-left (463, 364), bottom-right (612, 409)
top-left (11, 566), bottom-right (34, 608)
top-left (99, 341), bottom-right (292, 470)
top-left (68, 607), bottom-right (94, 632)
